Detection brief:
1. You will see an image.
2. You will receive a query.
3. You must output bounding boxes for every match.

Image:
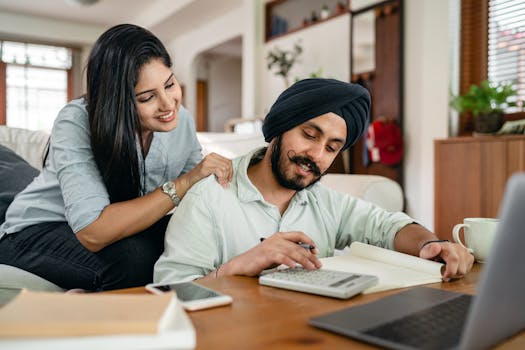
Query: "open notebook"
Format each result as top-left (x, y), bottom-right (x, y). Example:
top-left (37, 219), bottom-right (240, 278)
top-left (320, 241), bottom-right (443, 294)
top-left (310, 173), bottom-right (525, 350)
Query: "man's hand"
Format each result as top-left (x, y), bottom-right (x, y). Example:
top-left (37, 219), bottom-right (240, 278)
top-left (419, 241), bottom-right (475, 281)
top-left (218, 231), bottom-right (322, 277)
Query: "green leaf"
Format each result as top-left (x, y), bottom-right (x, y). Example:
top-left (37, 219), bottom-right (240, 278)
top-left (266, 40), bottom-right (303, 84)
top-left (449, 80), bottom-right (518, 116)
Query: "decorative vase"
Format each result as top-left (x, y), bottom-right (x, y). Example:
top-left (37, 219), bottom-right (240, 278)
top-left (474, 112), bottom-right (504, 134)
top-left (310, 11), bottom-right (318, 22)
top-left (320, 6), bottom-right (330, 19)
top-left (302, 17), bottom-right (310, 27)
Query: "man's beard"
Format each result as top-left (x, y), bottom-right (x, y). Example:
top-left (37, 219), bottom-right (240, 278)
top-left (270, 135), bottom-right (325, 191)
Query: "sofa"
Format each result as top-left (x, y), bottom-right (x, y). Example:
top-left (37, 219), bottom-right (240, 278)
top-left (0, 125), bottom-right (403, 298)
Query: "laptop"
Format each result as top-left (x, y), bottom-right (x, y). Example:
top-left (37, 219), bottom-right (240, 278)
top-left (309, 173), bottom-right (525, 350)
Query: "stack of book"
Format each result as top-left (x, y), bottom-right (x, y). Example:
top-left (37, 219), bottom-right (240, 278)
top-left (0, 290), bottom-right (195, 349)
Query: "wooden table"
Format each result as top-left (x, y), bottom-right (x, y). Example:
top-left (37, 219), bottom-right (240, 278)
top-left (114, 264), bottom-right (525, 349)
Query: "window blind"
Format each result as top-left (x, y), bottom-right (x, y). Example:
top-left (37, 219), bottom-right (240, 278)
top-left (488, 0), bottom-right (525, 112)
top-left (459, 0), bottom-right (488, 134)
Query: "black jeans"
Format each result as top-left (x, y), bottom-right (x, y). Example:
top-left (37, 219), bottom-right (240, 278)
top-left (0, 216), bottom-right (170, 291)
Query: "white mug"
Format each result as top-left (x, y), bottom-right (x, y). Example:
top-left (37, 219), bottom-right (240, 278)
top-left (452, 218), bottom-right (499, 263)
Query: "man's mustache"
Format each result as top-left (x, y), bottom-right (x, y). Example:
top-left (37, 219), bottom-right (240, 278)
top-left (287, 151), bottom-right (322, 176)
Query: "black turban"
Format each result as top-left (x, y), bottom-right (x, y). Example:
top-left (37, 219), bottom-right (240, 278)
top-left (262, 78), bottom-right (370, 150)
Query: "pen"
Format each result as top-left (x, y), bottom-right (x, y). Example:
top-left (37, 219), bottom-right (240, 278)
top-left (297, 242), bottom-right (315, 250)
top-left (259, 238), bottom-right (315, 251)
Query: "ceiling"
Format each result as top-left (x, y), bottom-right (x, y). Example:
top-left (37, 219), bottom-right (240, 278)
top-left (0, 0), bottom-right (165, 26)
top-left (0, 0), bottom-right (243, 40)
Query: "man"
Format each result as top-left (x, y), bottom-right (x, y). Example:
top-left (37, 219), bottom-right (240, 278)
top-left (154, 78), bottom-right (474, 283)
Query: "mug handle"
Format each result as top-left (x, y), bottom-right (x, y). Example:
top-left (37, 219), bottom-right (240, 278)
top-left (452, 224), bottom-right (474, 254)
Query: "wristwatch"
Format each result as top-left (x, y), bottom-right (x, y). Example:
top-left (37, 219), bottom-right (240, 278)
top-left (161, 181), bottom-right (181, 206)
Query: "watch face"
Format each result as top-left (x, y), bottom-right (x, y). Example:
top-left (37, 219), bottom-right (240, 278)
top-left (162, 181), bottom-right (180, 205)
top-left (163, 181), bottom-right (175, 192)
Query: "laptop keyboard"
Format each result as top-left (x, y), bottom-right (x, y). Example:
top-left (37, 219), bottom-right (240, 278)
top-left (363, 294), bottom-right (472, 350)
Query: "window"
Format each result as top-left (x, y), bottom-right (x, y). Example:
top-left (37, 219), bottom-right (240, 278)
top-left (0, 41), bottom-right (73, 131)
top-left (488, 0), bottom-right (525, 113)
top-left (459, 0), bottom-right (524, 134)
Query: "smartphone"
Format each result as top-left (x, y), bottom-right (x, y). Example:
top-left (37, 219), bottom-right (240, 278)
top-left (146, 281), bottom-right (233, 311)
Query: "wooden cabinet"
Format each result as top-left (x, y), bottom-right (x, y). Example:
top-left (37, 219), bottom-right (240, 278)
top-left (434, 135), bottom-right (525, 240)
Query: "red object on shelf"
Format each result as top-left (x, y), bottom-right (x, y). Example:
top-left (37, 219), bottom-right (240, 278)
top-left (366, 118), bottom-right (403, 166)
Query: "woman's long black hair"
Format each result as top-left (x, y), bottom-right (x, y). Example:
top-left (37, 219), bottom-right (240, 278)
top-left (86, 24), bottom-right (172, 203)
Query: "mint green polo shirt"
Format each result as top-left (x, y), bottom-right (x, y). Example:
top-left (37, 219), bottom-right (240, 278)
top-left (154, 148), bottom-right (415, 283)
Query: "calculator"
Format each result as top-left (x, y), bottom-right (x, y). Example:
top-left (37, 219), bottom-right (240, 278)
top-left (258, 267), bottom-right (378, 299)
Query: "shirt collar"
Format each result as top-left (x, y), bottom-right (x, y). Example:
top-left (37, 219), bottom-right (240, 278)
top-left (234, 147), bottom-right (309, 204)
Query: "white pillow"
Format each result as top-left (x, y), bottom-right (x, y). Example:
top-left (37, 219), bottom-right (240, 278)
top-left (197, 132), bottom-right (266, 158)
top-left (0, 126), bottom-right (50, 170)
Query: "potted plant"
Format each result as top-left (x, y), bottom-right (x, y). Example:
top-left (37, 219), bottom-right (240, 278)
top-left (450, 80), bottom-right (517, 134)
top-left (266, 41), bottom-right (303, 87)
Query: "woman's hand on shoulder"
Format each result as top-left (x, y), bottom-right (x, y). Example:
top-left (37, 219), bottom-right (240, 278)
top-left (189, 152), bottom-right (232, 188)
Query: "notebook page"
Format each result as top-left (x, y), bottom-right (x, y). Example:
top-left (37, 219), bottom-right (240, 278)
top-left (320, 242), bottom-right (444, 294)
top-left (349, 242), bottom-right (444, 276)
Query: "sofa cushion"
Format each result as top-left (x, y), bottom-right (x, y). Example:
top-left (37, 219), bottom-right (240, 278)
top-left (0, 264), bottom-right (64, 304)
top-left (197, 132), bottom-right (266, 158)
top-left (321, 174), bottom-right (404, 212)
top-left (0, 125), bottom-right (50, 170)
top-left (0, 144), bottom-right (39, 223)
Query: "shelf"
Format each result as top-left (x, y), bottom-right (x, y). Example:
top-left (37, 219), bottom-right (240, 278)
top-left (265, 0), bottom-right (349, 42)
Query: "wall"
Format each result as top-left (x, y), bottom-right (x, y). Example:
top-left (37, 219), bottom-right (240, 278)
top-left (259, 14), bottom-right (350, 115)
top-left (166, 0), bottom-right (258, 122)
top-left (403, 0), bottom-right (450, 229)
top-left (0, 11), bottom-right (104, 46)
top-left (208, 56), bottom-right (242, 132)
top-left (167, 0), bottom-right (349, 124)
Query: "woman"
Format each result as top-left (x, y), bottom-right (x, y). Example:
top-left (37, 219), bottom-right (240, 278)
top-left (0, 24), bottom-right (232, 291)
